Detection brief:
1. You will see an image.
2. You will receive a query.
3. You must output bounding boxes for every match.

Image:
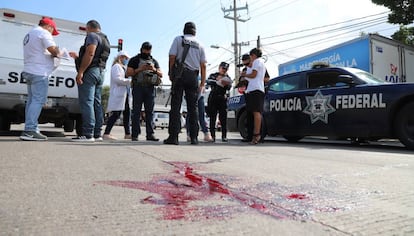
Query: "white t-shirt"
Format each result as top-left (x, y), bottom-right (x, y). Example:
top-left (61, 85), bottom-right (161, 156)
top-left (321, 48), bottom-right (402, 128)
top-left (23, 26), bottom-right (57, 76)
top-left (245, 58), bottom-right (265, 93)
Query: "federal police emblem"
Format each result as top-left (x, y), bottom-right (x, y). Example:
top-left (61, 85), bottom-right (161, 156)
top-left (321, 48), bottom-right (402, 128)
top-left (303, 90), bottom-right (336, 124)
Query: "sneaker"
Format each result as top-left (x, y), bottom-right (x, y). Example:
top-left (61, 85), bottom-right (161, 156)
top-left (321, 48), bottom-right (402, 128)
top-left (204, 132), bottom-right (213, 142)
top-left (20, 131), bottom-right (48, 141)
top-left (95, 136), bottom-right (103, 142)
top-left (72, 136), bottom-right (95, 142)
top-left (103, 134), bottom-right (117, 140)
top-left (124, 134), bottom-right (132, 139)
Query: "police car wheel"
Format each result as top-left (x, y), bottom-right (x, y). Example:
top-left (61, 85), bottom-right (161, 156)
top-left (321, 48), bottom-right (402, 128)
top-left (394, 102), bottom-right (414, 149)
top-left (238, 111), bottom-right (248, 139)
top-left (283, 135), bottom-right (304, 142)
top-left (75, 116), bottom-right (83, 136)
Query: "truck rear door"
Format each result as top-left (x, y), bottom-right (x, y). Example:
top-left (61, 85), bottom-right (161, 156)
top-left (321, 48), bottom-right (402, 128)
top-left (371, 38), bottom-right (402, 83)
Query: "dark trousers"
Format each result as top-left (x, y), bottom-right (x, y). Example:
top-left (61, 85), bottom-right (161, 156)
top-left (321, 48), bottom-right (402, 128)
top-left (245, 93), bottom-right (265, 141)
top-left (123, 95), bottom-right (131, 135)
top-left (169, 69), bottom-right (199, 139)
top-left (207, 94), bottom-right (227, 138)
top-left (104, 95), bottom-right (131, 135)
top-left (132, 85), bottom-right (155, 138)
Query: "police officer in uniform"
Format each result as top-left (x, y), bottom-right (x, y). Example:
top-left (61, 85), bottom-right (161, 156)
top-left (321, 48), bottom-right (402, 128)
top-left (207, 62), bottom-right (232, 142)
top-left (126, 42), bottom-right (162, 142)
top-left (164, 22), bottom-right (207, 145)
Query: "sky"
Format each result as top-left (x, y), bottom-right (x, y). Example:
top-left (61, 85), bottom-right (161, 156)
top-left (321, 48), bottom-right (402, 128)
top-left (1, 0), bottom-right (402, 86)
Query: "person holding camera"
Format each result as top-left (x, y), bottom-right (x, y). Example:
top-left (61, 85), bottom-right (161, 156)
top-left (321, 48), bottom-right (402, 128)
top-left (206, 62), bottom-right (232, 142)
top-left (126, 42), bottom-right (162, 141)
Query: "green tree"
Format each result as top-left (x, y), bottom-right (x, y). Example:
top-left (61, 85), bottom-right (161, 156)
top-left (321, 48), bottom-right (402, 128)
top-left (391, 25), bottom-right (414, 45)
top-left (372, 0), bottom-right (414, 25)
top-left (101, 85), bottom-right (110, 114)
top-left (372, 0), bottom-right (414, 45)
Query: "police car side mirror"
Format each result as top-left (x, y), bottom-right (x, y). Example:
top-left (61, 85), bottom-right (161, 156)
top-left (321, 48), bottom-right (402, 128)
top-left (338, 75), bottom-right (355, 87)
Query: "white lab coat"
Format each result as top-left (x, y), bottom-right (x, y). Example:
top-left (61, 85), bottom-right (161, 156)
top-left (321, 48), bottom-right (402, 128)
top-left (106, 63), bottom-right (132, 112)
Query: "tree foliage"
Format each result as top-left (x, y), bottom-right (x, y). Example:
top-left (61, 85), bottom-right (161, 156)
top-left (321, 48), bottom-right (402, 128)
top-left (391, 25), bottom-right (414, 45)
top-left (372, 0), bottom-right (414, 25)
top-left (101, 85), bottom-right (110, 114)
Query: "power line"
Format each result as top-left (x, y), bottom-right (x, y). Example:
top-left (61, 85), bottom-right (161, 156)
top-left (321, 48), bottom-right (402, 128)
top-left (260, 11), bottom-right (389, 41)
top-left (265, 20), bottom-right (395, 58)
top-left (262, 16), bottom-right (388, 46)
top-left (250, 0), bottom-right (301, 19)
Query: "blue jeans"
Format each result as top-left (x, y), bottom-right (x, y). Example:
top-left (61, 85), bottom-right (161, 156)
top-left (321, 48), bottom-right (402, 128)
top-left (131, 85), bottom-right (155, 138)
top-left (22, 72), bottom-right (49, 132)
top-left (77, 67), bottom-right (104, 138)
top-left (186, 95), bottom-right (208, 135)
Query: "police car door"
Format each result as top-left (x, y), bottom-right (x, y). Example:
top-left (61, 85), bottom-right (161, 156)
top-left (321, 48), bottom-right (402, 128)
top-left (304, 69), bottom-right (376, 138)
top-left (264, 73), bottom-right (308, 136)
top-left (302, 70), bottom-right (345, 136)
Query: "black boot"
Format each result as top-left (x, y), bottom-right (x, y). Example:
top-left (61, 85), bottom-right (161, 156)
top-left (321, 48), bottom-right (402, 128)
top-left (163, 136), bottom-right (179, 145)
top-left (190, 137), bottom-right (199, 145)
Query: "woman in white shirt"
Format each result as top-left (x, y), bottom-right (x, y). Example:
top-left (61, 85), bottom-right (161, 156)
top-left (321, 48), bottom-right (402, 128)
top-left (240, 48), bottom-right (266, 144)
top-left (103, 51), bottom-right (132, 140)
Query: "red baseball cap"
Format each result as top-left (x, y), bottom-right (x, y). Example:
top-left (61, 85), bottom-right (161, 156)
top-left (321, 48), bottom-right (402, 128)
top-left (40, 17), bottom-right (59, 36)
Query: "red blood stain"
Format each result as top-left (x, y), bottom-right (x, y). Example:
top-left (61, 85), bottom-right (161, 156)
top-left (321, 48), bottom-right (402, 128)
top-left (286, 193), bottom-right (308, 200)
top-left (98, 162), bottom-right (326, 221)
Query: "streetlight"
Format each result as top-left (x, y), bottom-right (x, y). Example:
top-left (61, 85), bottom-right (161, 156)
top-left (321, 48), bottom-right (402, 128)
top-left (210, 44), bottom-right (237, 78)
top-left (210, 45), bottom-right (233, 54)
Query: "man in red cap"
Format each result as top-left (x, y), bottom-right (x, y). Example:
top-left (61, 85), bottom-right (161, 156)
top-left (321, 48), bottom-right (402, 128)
top-left (19, 17), bottom-right (60, 141)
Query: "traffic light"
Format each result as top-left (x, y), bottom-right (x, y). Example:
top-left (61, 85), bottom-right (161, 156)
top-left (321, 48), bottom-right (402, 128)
top-left (117, 39), bottom-right (123, 51)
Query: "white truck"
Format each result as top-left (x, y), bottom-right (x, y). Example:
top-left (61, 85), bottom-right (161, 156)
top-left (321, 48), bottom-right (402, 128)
top-left (0, 8), bottom-right (86, 133)
top-left (278, 34), bottom-right (414, 83)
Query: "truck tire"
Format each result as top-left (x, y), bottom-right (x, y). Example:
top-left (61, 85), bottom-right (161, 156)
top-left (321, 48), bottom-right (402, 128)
top-left (63, 119), bottom-right (75, 132)
top-left (0, 114), bottom-right (11, 131)
top-left (237, 111), bottom-right (248, 139)
top-left (75, 116), bottom-right (82, 136)
top-left (394, 102), bottom-right (414, 149)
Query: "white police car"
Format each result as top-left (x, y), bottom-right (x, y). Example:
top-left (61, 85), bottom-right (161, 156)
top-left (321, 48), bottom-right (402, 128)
top-left (227, 66), bottom-right (414, 149)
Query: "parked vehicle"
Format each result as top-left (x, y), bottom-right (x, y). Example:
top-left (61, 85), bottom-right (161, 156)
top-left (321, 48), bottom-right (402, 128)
top-left (0, 8), bottom-right (86, 133)
top-left (227, 65), bottom-right (414, 149)
top-left (278, 34), bottom-right (414, 83)
top-left (153, 112), bottom-right (169, 129)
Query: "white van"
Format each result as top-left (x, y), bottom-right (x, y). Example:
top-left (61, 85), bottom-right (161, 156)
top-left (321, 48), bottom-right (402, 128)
top-left (0, 8), bottom-right (86, 133)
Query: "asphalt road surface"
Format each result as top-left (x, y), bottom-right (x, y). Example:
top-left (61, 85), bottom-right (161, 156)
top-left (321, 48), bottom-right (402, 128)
top-left (0, 124), bottom-right (413, 235)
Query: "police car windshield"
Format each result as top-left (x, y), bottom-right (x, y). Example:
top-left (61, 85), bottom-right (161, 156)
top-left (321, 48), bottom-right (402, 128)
top-left (344, 68), bottom-right (384, 84)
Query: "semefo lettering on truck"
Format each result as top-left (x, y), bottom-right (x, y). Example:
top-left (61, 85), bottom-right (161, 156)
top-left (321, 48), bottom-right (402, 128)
top-left (8, 71), bottom-right (76, 88)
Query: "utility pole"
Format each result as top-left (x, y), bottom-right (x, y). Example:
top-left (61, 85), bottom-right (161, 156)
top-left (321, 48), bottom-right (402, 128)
top-left (222, 0), bottom-right (250, 81)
